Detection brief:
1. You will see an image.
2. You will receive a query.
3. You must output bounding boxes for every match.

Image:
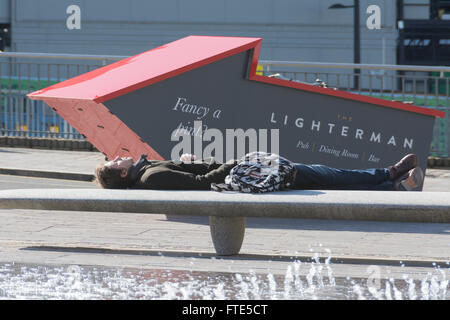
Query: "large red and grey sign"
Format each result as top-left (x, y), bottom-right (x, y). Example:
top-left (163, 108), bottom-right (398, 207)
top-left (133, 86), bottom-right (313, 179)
top-left (28, 36), bottom-right (445, 175)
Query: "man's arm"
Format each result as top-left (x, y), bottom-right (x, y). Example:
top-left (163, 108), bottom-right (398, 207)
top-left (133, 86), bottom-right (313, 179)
top-left (178, 154), bottom-right (230, 175)
top-left (137, 160), bottom-right (237, 190)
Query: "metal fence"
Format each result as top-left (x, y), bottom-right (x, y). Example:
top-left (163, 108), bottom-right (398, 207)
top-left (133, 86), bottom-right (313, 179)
top-left (0, 52), bottom-right (449, 157)
top-left (0, 53), bottom-right (126, 140)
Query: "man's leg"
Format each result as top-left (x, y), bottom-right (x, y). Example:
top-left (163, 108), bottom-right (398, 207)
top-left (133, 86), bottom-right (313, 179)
top-left (292, 164), bottom-right (394, 190)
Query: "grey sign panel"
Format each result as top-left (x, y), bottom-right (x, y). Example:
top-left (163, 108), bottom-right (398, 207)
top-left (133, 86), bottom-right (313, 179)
top-left (104, 50), bottom-right (434, 174)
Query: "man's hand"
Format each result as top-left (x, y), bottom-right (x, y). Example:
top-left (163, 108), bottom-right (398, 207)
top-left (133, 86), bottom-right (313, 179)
top-left (180, 153), bottom-right (196, 163)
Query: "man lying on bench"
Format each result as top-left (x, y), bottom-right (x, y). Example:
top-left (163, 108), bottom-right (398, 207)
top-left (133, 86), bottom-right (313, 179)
top-left (93, 153), bottom-right (423, 192)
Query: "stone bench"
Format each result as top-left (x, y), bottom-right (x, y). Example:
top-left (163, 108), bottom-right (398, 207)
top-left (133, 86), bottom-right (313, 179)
top-left (0, 189), bottom-right (449, 255)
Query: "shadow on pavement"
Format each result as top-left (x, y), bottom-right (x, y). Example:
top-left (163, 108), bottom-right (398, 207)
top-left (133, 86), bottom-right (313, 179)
top-left (163, 215), bottom-right (450, 235)
top-left (20, 245), bottom-right (448, 268)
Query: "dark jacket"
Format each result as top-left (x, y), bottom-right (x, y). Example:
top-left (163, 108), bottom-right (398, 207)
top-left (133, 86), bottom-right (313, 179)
top-left (128, 155), bottom-right (237, 190)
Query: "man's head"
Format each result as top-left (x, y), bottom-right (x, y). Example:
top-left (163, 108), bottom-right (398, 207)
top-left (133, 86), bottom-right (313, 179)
top-left (94, 156), bottom-right (134, 189)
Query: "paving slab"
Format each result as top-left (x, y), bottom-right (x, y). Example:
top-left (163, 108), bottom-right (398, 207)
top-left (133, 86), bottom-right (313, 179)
top-left (0, 210), bottom-right (448, 281)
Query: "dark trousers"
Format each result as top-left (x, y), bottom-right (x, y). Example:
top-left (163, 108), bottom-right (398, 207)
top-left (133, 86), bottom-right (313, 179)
top-left (292, 164), bottom-right (394, 190)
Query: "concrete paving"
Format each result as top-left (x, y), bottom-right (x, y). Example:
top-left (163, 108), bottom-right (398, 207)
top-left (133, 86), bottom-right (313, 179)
top-left (0, 147), bottom-right (103, 180)
top-left (0, 146), bottom-right (448, 284)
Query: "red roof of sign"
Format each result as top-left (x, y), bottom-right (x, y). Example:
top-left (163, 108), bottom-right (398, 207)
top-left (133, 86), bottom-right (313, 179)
top-left (27, 36), bottom-right (261, 103)
top-left (28, 35), bottom-right (445, 118)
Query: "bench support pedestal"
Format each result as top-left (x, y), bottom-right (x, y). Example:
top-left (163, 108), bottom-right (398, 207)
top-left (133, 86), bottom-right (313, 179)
top-left (209, 216), bottom-right (245, 256)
